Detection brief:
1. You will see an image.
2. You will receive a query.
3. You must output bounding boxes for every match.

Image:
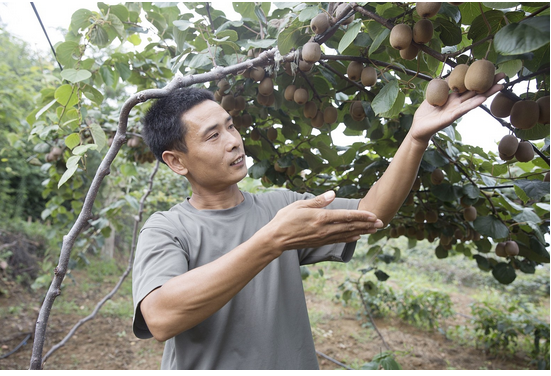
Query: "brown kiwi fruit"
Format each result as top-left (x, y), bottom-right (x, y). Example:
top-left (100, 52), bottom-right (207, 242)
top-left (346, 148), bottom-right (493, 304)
top-left (311, 110), bottom-right (324, 128)
top-left (323, 106), bottom-right (338, 124)
top-left (336, 3), bottom-right (354, 25)
top-left (284, 85), bottom-right (297, 101)
top-left (413, 19), bottom-right (433, 44)
top-left (448, 64), bottom-right (469, 93)
top-left (416, 2), bottom-right (442, 18)
top-left (347, 61), bottom-right (364, 81)
top-left (426, 210), bottom-right (438, 223)
top-left (495, 242), bottom-right (507, 257)
top-left (220, 95), bottom-right (235, 111)
top-left (294, 88), bottom-right (309, 105)
top-left (267, 127), bottom-right (278, 142)
top-left (303, 101), bottom-right (318, 119)
top-left (265, 93), bottom-right (275, 107)
top-left (412, 177), bottom-right (421, 191)
top-left (232, 115), bottom-right (243, 130)
top-left (514, 141), bottom-right (534, 162)
top-left (274, 161), bottom-right (287, 173)
top-left (214, 90), bottom-right (223, 102)
top-left (250, 128), bottom-right (261, 141)
top-left (217, 78), bottom-right (230, 93)
top-left (426, 78), bottom-right (449, 107)
top-left (234, 96), bottom-right (246, 111)
top-left (464, 59), bottom-right (495, 93)
top-left (361, 66), bottom-right (377, 87)
top-left (256, 93), bottom-right (269, 106)
top-left (510, 100), bottom-right (539, 130)
top-left (298, 60), bottom-right (313, 72)
top-left (258, 77), bottom-right (274, 96)
top-left (310, 13), bottom-right (330, 35)
top-left (544, 172), bottom-right (550, 182)
top-left (302, 42), bottom-right (322, 63)
top-left (350, 101), bottom-right (365, 120)
top-left (499, 152), bottom-right (514, 161)
top-left (490, 92), bottom-right (517, 118)
top-left (431, 168), bottom-right (444, 185)
top-left (241, 113), bottom-right (253, 128)
top-left (400, 43), bottom-right (419, 60)
top-left (504, 240), bottom-right (519, 256)
top-left (463, 206), bottom-right (477, 222)
top-left (286, 164), bottom-right (296, 176)
top-left (498, 134), bottom-right (519, 157)
top-left (250, 67), bottom-right (265, 82)
top-left (389, 23), bottom-right (412, 50)
top-left (537, 95), bottom-right (550, 124)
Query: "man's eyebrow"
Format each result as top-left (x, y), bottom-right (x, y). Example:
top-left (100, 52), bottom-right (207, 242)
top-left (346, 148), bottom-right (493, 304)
top-left (201, 116), bottom-right (232, 137)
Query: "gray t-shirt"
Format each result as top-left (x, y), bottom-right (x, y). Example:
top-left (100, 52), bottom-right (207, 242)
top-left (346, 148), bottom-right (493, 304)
top-left (132, 190), bottom-right (360, 370)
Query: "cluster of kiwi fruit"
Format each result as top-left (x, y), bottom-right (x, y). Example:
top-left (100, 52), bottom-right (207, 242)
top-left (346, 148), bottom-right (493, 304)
top-left (283, 85), bottom-right (338, 128)
top-left (495, 240), bottom-right (519, 257)
top-left (346, 60), bottom-right (378, 87)
top-left (389, 2), bottom-right (441, 60)
top-left (491, 92), bottom-right (549, 130)
top-left (497, 134), bottom-right (535, 162)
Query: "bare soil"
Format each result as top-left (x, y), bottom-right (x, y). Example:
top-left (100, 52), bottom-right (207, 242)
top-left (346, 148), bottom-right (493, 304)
top-left (0, 266), bottom-right (539, 370)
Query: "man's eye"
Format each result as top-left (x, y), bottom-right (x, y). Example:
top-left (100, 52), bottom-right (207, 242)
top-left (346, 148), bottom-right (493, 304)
top-left (209, 133), bottom-right (219, 140)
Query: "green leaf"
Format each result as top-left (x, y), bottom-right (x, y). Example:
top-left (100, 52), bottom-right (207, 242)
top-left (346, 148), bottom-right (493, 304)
top-left (120, 163), bottom-right (138, 177)
top-left (61, 68), bottom-right (92, 83)
top-left (71, 9), bottom-right (94, 30)
top-left (513, 179), bottom-right (550, 201)
top-left (248, 159), bottom-right (271, 179)
top-left (494, 16), bottom-right (550, 55)
top-left (473, 215), bottom-right (509, 240)
top-left (371, 80), bottom-right (399, 115)
top-left (65, 133), bottom-right (81, 150)
top-left (89, 123), bottom-right (107, 152)
top-left (462, 184), bottom-right (480, 199)
top-left (513, 122), bottom-right (550, 141)
top-left (473, 254), bottom-right (491, 272)
top-left (55, 84), bottom-right (79, 108)
top-left (434, 18), bottom-right (462, 46)
top-left (338, 19), bottom-right (362, 53)
top-left (55, 41), bottom-right (81, 68)
top-left (73, 144), bottom-right (98, 156)
top-left (369, 28), bottom-right (390, 56)
top-left (491, 262), bottom-right (516, 284)
top-left (82, 84), bottom-right (104, 105)
top-left (514, 185), bottom-right (530, 204)
top-left (298, 5), bottom-right (319, 22)
top-left (58, 156), bottom-right (81, 188)
top-left (278, 19), bottom-right (310, 55)
top-left (89, 25), bottom-right (109, 47)
top-left (115, 62), bottom-right (132, 81)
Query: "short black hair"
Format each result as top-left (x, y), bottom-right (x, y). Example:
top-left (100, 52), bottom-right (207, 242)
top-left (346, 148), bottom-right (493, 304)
top-left (142, 87), bottom-right (215, 163)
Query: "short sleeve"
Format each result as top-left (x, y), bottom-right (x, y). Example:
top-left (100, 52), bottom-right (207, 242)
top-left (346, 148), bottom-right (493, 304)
top-left (132, 215), bottom-right (190, 339)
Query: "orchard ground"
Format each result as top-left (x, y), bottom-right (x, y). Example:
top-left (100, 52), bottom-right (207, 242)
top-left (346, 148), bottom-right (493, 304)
top-left (1, 238), bottom-right (548, 370)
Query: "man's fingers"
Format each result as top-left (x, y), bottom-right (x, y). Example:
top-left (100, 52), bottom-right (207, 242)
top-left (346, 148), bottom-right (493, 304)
top-left (300, 190), bottom-right (336, 209)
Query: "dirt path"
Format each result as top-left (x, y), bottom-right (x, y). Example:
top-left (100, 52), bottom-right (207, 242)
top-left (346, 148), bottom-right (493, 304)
top-left (0, 272), bottom-right (537, 370)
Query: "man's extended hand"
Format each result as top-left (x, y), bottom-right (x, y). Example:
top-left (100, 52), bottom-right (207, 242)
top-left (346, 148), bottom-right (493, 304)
top-left (264, 191), bottom-right (383, 254)
top-left (409, 72), bottom-right (506, 146)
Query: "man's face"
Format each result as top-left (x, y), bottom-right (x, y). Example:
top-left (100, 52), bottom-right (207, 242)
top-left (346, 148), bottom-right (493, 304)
top-left (175, 100), bottom-right (247, 192)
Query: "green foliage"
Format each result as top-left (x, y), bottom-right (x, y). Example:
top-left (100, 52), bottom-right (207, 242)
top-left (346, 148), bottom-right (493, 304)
top-left (470, 300), bottom-right (550, 370)
top-left (361, 351), bottom-right (402, 370)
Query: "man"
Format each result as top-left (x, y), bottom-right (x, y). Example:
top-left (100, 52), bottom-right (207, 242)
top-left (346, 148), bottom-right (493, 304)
top-left (132, 74), bottom-right (504, 369)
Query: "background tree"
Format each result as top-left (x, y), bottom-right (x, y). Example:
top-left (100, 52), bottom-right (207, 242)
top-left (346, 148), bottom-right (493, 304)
top-left (21, 2), bottom-right (549, 369)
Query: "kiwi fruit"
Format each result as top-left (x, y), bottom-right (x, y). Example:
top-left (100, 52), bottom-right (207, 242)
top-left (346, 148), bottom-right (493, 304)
top-left (413, 19), bottom-right (433, 44)
top-left (323, 106), bottom-right (338, 124)
top-left (256, 93), bottom-right (269, 106)
top-left (267, 127), bottom-right (278, 142)
top-left (258, 77), bottom-right (274, 96)
top-left (405, 193), bottom-right (414, 205)
top-left (499, 152), bottom-right (514, 161)
top-left (302, 42), bottom-right (322, 63)
top-left (298, 60), bottom-right (313, 72)
top-left (510, 100), bottom-right (539, 130)
top-left (241, 113), bottom-right (252, 128)
top-left (286, 164), bottom-right (297, 176)
top-left (221, 95), bottom-right (235, 111)
top-left (361, 66), bottom-right (377, 87)
top-left (464, 59), bottom-right (495, 93)
top-left (284, 85), bottom-right (297, 101)
top-left (490, 92), bottom-right (517, 118)
top-left (234, 96), bottom-right (246, 111)
top-left (389, 23), bottom-right (412, 50)
top-left (311, 110), bottom-right (324, 128)
top-left (214, 90), bottom-right (223, 102)
top-left (397, 226), bottom-right (406, 236)
top-left (448, 64), bottom-right (469, 93)
top-left (498, 135), bottom-right (519, 157)
top-left (504, 240), bottom-right (519, 256)
top-left (294, 88), bottom-right (309, 105)
top-left (514, 141), bottom-right (534, 162)
top-left (283, 62), bottom-right (293, 76)
top-left (400, 43), bottom-right (419, 60)
top-left (537, 95), bottom-right (550, 124)
top-left (414, 210), bottom-right (425, 223)
top-left (426, 210), bottom-right (438, 223)
top-left (265, 93), bottom-right (275, 107)
top-left (217, 78), bottom-right (230, 93)
top-left (426, 78), bottom-right (449, 107)
top-left (431, 168), bottom-right (444, 185)
top-left (51, 146), bottom-right (63, 158)
top-left (250, 67), bottom-right (265, 82)
top-left (274, 161), bottom-right (287, 173)
top-left (463, 206), bottom-right (477, 222)
top-left (303, 101), bottom-right (318, 119)
top-left (336, 3), bottom-right (354, 25)
top-left (250, 128), bottom-right (261, 141)
top-left (544, 172), bottom-right (550, 182)
top-left (495, 242), bottom-right (507, 257)
top-left (350, 101), bottom-right (365, 120)
top-left (347, 61), bottom-right (364, 81)
top-left (416, 2), bottom-right (442, 18)
top-left (310, 13), bottom-right (330, 35)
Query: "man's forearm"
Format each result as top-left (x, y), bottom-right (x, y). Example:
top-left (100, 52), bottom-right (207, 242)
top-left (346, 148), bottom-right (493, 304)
top-left (358, 131), bottom-right (428, 226)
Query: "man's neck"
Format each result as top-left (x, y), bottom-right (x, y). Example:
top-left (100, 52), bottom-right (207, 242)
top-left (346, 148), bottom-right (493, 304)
top-left (187, 185), bottom-right (244, 210)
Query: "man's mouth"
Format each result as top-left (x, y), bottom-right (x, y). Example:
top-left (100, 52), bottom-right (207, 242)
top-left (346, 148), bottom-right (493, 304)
top-left (230, 155), bottom-right (244, 166)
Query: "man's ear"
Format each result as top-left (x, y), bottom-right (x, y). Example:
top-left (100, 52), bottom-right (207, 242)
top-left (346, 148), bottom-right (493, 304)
top-left (162, 150), bottom-right (188, 176)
